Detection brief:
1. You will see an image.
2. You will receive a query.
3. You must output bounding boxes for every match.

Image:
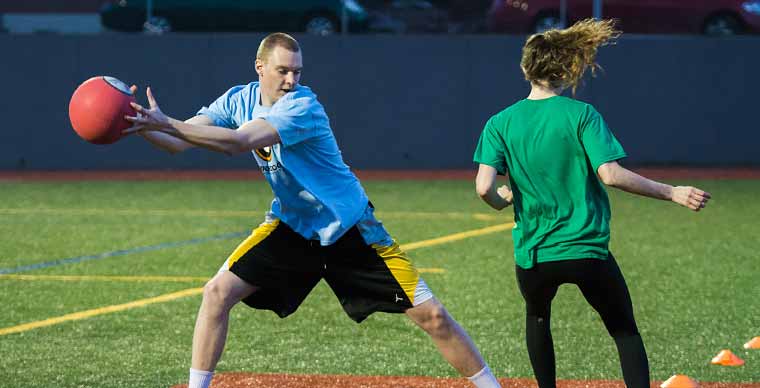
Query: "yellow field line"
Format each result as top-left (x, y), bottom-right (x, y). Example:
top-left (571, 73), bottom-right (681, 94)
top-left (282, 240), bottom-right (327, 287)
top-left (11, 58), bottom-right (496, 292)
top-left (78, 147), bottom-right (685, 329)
top-left (0, 274), bottom-right (208, 282)
top-left (382, 212), bottom-right (503, 221)
top-left (0, 222), bottom-right (512, 336)
top-left (0, 208), bottom-right (262, 217)
top-left (0, 288), bottom-right (203, 336)
top-left (0, 208), bottom-right (503, 221)
top-left (0, 271), bottom-right (445, 281)
top-left (401, 222), bottom-right (514, 251)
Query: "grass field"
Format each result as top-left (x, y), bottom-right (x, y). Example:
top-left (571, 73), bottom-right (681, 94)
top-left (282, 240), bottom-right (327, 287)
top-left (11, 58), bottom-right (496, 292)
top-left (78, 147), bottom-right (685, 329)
top-left (1, 178), bottom-right (758, 387)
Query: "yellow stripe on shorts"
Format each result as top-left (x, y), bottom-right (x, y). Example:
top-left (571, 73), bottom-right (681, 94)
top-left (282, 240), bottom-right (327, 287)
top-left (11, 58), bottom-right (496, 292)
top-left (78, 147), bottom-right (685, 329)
top-left (226, 219), bottom-right (280, 269)
top-left (372, 241), bottom-right (419, 304)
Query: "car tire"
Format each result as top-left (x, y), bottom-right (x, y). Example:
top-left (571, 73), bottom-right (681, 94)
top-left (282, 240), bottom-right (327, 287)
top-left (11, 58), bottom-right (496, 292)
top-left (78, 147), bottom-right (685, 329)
top-left (703, 13), bottom-right (743, 36)
top-left (303, 14), bottom-right (339, 36)
top-left (143, 15), bottom-right (171, 34)
top-left (533, 13), bottom-right (562, 33)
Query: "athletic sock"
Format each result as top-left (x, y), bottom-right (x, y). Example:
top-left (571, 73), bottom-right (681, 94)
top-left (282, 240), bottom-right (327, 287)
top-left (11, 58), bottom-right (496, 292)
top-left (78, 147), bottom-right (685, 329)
top-left (467, 365), bottom-right (502, 388)
top-left (188, 368), bottom-right (214, 388)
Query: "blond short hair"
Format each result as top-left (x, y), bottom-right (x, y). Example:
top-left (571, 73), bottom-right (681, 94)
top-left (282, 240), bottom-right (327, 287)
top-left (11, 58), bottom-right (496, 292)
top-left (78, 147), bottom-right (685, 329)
top-left (256, 32), bottom-right (301, 62)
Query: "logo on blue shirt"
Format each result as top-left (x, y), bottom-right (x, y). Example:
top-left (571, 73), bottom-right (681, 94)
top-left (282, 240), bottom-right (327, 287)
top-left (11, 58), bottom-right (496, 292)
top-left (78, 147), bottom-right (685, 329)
top-left (260, 161), bottom-right (284, 173)
top-left (255, 147), bottom-right (272, 161)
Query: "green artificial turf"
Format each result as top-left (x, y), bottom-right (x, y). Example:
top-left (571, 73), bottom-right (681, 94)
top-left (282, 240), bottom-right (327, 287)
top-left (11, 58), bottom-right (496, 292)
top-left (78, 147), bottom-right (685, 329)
top-left (0, 179), bottom-right (757, 387)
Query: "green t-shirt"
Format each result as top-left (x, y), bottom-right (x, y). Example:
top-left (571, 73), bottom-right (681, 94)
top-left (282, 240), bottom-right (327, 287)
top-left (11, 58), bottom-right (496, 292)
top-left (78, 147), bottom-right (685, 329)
top-left (473, 96), bottom-right (627, 269)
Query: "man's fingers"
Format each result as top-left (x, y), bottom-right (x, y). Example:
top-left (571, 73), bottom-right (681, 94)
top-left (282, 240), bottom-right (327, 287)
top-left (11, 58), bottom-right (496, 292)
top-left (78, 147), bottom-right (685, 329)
top-left (124, 111), bottom-right (144, 123)
top-left (689, 188), bottom-right (711, 200)
top-left (673, 186), bottom-right (710, 211)
top-left (122, 125), bottom-right (142, 135)
top-left (690, 188), bottom-right (707, 199)
top-left (147, 86), bottom-right (158, 108)
top-left (689, 190), bottom-right (710, 205)
top-left (689, 192), bottom-right (706, 202)
top-left (129, 84), bottom-right (138, 94)
top-left (130, 101), bottom-right (145, 113)
top-left (687, 197), bottom-right (702, 208)
top-left (685, 196), bottom-right (708, 211)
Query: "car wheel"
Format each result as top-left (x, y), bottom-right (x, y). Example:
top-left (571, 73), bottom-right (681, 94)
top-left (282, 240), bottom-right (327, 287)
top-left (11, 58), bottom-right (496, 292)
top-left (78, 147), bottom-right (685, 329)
top-left (304, 15), bottom-right (338, 36)
top-left (143, 16), bottom-right (171, 34)
top-left (533, 13), bottom-right (562, 33)
top-left (703, 14), bottom-right (742, 36)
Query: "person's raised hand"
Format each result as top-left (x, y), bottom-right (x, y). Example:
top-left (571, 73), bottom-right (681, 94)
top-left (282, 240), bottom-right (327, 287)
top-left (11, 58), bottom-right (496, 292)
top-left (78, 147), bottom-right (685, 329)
top-left (124, 87), bottom-right (170, 135)
top-left (497, 185), bottom-right (514, 205)
top-left (671, 186), bottom-right (711, 211)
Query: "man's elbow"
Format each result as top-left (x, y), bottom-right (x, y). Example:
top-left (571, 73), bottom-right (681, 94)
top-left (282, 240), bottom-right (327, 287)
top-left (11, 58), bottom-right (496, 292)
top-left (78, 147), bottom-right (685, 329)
top-left (599, 172), bottom-right (616, 186)
top-left (597, 164), bottom-right (618, 186)
top-left (216, 143), bottom-right (244, 156)
top-left (229, 140), bottom-right (255, 156)
top-left (215, 135), bottom-right (252, 156)
top-left (475, 184), bottom-right (491, 200)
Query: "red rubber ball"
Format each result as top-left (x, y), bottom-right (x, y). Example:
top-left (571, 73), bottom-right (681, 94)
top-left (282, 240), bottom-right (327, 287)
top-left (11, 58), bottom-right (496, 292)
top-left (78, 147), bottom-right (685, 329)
top-left (69, 76), bottom-right (136, 145)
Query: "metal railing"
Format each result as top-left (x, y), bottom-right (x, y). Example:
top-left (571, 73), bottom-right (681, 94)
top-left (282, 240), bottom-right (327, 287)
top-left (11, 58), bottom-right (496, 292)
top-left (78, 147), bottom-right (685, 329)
top-left (560, 0), bottom-right (604, 27)
top-left (140, 0), bottom-right (605, 35)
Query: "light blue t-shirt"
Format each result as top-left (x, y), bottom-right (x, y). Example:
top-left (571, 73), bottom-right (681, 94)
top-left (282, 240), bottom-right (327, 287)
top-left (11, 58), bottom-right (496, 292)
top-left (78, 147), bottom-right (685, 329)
top-left (198, 82), bottom-right (372, 245)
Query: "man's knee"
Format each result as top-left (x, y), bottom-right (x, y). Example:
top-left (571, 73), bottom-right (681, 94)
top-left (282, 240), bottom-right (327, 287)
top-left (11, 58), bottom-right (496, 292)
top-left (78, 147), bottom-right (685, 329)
top-left (412, 301), bottom-right (455, 338)
top-left (202, 280), bottom-right (233, 310)
top-left (525, 304), bottom-right (551, 319)
top-left (526, 313), bottom-right (550, 326)
top-left (202, 273), bottom-right (252, 311)
top-left (605, 319), bottom-right (640, 339)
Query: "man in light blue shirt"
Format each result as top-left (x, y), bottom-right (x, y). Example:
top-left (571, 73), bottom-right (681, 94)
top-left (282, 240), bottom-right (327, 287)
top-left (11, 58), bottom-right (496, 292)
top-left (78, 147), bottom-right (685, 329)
top-left (125, 32), bottom-right (501, 388)
top-left (197, 80), bottom-right (370, 246)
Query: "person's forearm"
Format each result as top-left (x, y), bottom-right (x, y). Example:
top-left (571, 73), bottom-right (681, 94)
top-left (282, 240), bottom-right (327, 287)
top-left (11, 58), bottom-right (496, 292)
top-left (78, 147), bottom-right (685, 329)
top-left (480, 187), bottom-right (511, 210)
top-left (136, 115), bottom-right (213, 154)
top-left (160, 118), bottom-right (246, 155)
top-left (139, 131), bottom-right (192, 154)
top-left (475, 164), bottom-right (512, 210)
top-left (606, 167), bottom-right (672, 201)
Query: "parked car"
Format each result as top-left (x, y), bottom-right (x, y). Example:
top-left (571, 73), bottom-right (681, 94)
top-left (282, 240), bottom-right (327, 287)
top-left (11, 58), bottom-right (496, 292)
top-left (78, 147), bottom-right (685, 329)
top-left (363, 0), bottom-right (449, 33)
top-left (362, 0), bottom-right (492, 33)
top-left (487, 0), bottom-right (760, 36)
top-left (445, 0), bottom-right (491, 32)
top-left (0, 0), bottom-right (105, 34)
top-left (100, 0), bottom-right (370, 35)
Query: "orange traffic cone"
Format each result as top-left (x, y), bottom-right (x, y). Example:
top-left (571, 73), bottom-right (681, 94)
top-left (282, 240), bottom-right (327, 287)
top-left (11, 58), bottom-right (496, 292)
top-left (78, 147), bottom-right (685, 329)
top-left (744, 337), bottom-right (760, 349)
top-left (710, 349), bottom-right (745, 366)
top-left (660, 374), bottom-right (699, 388)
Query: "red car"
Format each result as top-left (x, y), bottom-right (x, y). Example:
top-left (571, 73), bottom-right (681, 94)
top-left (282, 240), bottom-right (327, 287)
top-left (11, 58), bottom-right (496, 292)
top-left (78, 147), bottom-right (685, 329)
top-left (487, 0), bottom-right (760, 35)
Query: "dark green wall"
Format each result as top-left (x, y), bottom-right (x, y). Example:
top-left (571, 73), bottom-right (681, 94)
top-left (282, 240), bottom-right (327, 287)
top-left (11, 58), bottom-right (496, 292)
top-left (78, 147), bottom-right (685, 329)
top-left (1, 33), bottom-right (757, 170)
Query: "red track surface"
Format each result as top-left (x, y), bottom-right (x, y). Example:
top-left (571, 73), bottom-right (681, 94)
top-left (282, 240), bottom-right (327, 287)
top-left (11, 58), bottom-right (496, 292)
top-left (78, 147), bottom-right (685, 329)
top-left (1, 168), bottom-right (759, 181)
top-left (169, 372), bottom-right (760, 388)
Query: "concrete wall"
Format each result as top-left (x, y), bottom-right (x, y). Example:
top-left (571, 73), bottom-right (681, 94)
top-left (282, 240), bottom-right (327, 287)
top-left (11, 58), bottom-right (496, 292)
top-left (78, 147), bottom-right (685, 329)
top-left (0, 33), bottom-right (757, 170)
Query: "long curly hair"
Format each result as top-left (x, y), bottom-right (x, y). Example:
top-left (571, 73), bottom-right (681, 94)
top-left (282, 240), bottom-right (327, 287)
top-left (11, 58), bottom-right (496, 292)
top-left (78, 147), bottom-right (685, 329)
top-left (520, 19), bottom-right (621, 94)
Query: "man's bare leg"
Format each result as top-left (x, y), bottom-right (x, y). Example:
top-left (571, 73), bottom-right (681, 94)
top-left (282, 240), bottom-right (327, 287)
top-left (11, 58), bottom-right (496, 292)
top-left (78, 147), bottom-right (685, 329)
top-left (189, 271), bottom-right (257, 388)
top-left (406, 297), bottom-right (502, 388)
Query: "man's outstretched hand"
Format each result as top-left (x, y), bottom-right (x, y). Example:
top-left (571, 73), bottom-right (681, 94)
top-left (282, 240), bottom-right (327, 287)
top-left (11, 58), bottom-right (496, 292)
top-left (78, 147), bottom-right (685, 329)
top-left (671, 186), bottom-right (711, 211)
top-left (124, 86), bottom-right (171, 135)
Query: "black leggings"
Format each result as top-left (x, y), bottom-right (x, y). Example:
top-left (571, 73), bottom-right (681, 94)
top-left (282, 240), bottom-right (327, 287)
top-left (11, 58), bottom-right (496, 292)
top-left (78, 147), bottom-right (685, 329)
top-left (515, 254), bottom-right (650, 388)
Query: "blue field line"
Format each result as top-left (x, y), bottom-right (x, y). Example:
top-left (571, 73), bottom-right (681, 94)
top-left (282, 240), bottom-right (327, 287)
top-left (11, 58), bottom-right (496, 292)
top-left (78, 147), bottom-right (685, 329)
top-left (0, 231), bottom-right (248, 275)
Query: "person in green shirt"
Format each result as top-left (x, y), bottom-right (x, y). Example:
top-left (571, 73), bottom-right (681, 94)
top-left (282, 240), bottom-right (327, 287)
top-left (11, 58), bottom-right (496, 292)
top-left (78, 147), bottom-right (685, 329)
top-left (473, 19), bottom-right (711, 388)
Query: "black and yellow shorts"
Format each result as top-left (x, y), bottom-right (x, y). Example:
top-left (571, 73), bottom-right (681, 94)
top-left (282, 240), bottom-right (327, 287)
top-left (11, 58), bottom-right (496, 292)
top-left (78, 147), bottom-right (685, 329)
top-left (220, 218), bottom-right (432, 323)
